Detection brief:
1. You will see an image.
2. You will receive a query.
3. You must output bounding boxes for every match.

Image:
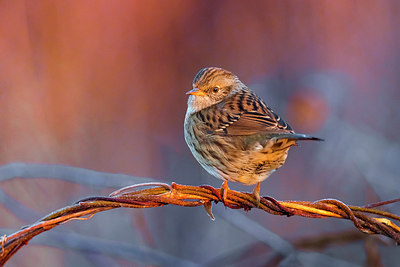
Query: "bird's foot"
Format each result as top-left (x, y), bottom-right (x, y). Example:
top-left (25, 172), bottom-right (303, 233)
top-left (253, 182), bottom-right (261, 207)
top-left (221, 180), bottom-right (230, 205)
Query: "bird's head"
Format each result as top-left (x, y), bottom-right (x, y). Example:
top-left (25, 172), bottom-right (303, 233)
top-left (186, 67), bottom-right (244, 114)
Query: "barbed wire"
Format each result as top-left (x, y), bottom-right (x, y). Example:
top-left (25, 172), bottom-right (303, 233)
top-left (1, 182), bottom-right (399, 265)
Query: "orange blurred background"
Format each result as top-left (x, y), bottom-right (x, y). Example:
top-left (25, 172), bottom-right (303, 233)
top-left (1, 1), bottom-right (399, 266)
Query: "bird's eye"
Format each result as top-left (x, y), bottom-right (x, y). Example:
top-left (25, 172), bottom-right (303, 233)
top-left (212, 87), bottom-right (220, 93)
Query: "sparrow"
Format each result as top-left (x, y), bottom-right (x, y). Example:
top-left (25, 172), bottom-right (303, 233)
top-left (184, 67), bottom-right (322, 203)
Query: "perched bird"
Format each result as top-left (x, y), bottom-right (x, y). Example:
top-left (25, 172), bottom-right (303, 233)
top-left (184, 67), bottom-right (322, 203)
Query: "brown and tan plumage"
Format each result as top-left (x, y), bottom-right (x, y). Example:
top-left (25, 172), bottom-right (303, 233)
top-left (184, 67), bottom-right (322, 202)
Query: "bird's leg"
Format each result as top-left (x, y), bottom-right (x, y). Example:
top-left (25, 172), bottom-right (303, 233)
top-left (253, 182), bottom-right (261, 206)
top-left (221, 180), bottom-right (230, 204)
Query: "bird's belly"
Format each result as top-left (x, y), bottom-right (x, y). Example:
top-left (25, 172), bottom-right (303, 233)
top-left (222, 146), bottom-right (291, 185)
top-left (186, 133), bottom-right (294, 185)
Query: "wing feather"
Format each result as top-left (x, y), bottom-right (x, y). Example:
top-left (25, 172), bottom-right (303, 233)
top-left (210, 90), bottom-right (293, 136)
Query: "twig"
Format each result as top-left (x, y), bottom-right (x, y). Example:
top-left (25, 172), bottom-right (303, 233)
top-left (1, 182), bottom-right (399, 265)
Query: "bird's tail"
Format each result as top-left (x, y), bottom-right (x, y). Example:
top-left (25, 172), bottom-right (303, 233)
top-left (265, 132), bottom-right (323, 141)
top-left (286, 133), bottom-right (323, 141)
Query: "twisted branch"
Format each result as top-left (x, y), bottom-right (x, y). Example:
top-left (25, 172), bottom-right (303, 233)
top-left (1, 182), bottom-right (399, 265)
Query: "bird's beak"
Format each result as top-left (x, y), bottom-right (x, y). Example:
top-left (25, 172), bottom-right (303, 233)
top-left (186, 88), bottom-right (206, 96)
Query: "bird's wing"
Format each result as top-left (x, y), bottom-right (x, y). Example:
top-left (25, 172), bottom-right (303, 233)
top-left (214, 111), bottom-right (292, 136)
top-left (211, 91), bottom-right (293, 136)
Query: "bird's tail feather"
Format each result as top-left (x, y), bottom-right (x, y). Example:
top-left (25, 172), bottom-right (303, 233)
top-left (266, 132), bottom-right (323, 141)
